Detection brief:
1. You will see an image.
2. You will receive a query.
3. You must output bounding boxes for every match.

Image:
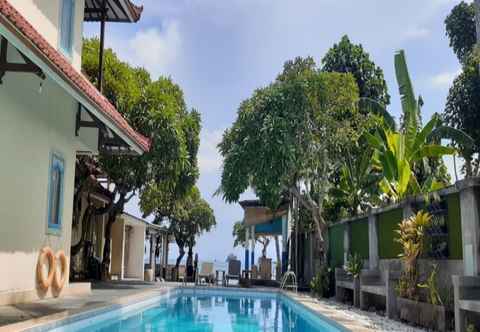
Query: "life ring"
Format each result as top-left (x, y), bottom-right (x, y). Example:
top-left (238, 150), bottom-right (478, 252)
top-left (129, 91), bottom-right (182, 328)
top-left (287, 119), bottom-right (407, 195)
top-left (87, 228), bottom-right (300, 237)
top-left (53, 250), bottom-right (68, 290)
top-left (36, 247), bottom-right (56, 290)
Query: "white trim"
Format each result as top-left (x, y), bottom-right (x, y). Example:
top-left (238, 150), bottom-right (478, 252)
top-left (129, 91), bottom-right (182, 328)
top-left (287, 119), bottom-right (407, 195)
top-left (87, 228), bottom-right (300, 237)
top-left (0, 24), bottom-right (144, 155)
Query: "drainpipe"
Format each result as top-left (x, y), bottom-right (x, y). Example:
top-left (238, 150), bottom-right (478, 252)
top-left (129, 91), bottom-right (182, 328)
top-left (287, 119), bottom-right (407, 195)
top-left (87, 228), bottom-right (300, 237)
top-left (97, 0), bottom-right (107, 92)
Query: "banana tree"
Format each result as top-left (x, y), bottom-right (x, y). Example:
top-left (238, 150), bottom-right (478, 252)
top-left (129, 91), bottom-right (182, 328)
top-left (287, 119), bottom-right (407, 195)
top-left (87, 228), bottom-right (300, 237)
top-left (365, 50), bottom-right (473, 201)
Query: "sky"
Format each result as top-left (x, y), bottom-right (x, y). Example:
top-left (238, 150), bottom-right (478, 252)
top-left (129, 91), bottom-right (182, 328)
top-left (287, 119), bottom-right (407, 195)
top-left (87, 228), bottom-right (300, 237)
top-left (84, 0), bottom-right (471, 264)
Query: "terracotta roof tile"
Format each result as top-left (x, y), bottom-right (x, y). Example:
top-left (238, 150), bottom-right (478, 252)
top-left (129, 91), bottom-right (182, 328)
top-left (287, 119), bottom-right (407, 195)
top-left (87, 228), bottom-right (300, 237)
top-left (0, 0), bottom-right (151, 152)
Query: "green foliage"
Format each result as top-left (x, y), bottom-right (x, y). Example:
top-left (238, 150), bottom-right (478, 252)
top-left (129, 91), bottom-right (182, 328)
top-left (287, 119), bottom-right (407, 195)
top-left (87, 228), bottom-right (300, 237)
top-left (418, 264), bottom-right (443, 306)
top-left (232, 221), bottom-right (247, 248)
top-left (322, 35), bottom-right (390, 107)
top-left (345, 253), bottom-right (363, 278)
top-left (219, 57), bottom-right (367, 245)
top-left (445, 1), bottom-right (477, 64)
top-left (167, 187), bottom-right (216, 265)
top-left (310, 266), bottom-right (331, 298)
top-left (81, 38), bottom-right (202, 276)
top-left (395, 211), bottom-right (432, 300)
top-left (367, 50), bottom-right (471, 202)
top-left (444, 48), bottom-right (480, 176)
top-left (466, 323), bottom-right (478, 332)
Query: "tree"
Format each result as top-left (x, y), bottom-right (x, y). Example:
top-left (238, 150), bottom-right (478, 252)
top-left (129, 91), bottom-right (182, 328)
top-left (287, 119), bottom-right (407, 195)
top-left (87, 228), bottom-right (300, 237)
top-left (81, 38), bottom-right (199, 278)
top-left (167, 187), bottom-right (216, 268)
top-left (322, 35), bottom-right (390, 107)
top-left (445, 1), bottom-right (477, 64)
top-left (444, 49), bottom-right (480, 176)
top-left (219, 58), bottom-right (366, 256)
top-left (232, 221), bottom-right (272, 259)
top-left (366, 51), bottom-right (472, 201)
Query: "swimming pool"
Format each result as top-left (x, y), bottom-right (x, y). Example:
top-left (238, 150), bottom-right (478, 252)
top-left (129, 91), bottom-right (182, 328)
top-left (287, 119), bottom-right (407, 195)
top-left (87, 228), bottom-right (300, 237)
top-left (47, 289), bottom-right (349, 332)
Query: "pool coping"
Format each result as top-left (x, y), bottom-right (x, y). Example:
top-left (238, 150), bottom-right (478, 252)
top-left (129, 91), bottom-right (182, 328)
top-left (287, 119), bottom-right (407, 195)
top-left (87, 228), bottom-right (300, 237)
top-left (0, 286), bottom-right (374, 332)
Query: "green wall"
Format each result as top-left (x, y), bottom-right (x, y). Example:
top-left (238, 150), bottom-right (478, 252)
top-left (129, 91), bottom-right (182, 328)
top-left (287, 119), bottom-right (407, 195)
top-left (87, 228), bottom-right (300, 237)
top-left (350, 218), bottom-right (369, 259)
top-left (446, 193), bottom-right (463, 259)
top-left (329, 223), bottom-right (344, 268)
top-left (378, 208), bottom-right (403, 259)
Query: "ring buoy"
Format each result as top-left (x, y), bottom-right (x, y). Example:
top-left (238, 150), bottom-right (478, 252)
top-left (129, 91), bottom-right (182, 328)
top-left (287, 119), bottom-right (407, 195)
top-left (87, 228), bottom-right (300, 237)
top-left (53, 250), bottom-right (68, 290)
top-left (36, 247), bottom-right (56, 290)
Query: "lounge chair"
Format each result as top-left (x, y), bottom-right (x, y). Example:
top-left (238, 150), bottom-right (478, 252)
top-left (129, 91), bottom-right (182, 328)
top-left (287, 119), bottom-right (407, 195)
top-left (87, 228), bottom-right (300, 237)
top-left (197, 262), bottom-right (214, 285)
top-left (226, 259), bottom-right (241, 286)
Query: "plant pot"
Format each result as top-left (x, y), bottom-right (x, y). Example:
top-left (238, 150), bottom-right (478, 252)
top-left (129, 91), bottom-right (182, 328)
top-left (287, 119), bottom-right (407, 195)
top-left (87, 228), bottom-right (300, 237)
top-left (396, 297), bottom-right (446, 331)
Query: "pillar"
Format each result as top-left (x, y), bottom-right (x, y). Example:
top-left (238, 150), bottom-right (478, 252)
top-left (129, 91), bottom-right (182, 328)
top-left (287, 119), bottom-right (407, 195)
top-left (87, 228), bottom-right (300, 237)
top-left (368, 214), bottom-right (379, 270)
top-left (149, 234), bottom-right (156, 280)
top-left (281, 214), bottom-right (288, 274)
top-left (250, 226), bottom-right (255, 267)
top-left (245, 226), bottom-right (250, 272)
top-left (344, 223), bottom-right (351, 264)
top-left (459, 185), bottom-right (480, 276)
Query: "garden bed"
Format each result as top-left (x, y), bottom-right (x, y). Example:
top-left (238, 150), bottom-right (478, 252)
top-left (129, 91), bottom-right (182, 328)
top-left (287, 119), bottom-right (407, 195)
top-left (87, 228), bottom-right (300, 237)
top-left (397, 297), bottom-right (447, 331)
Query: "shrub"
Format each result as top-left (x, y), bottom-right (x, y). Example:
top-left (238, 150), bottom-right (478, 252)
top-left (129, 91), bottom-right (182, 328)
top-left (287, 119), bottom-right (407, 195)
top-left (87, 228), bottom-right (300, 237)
top-left (345, 253), bottom-right (363, 278)
top-left (310, 266), bottom-right (331, 298)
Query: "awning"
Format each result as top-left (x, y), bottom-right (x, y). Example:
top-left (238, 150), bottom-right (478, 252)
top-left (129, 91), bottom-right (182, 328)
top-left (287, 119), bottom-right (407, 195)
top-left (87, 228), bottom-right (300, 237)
top-left (0, 0), bottom-right (150, 154)
top-left (84, 0), bottom-right (143, 23)
top-left (239, 200), bottom-right (288, 227)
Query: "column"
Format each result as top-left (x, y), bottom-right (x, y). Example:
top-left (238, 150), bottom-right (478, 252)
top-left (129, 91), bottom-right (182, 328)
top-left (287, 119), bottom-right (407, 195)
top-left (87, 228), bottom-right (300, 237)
top-left (344, 223), bottom-right (351, 264)
top-left (250, 226), bottom-right (255, 267)
top-left (245, 226), bottom-right (250, 272)
top-left (281, 213), bottom-right (289, 274)
top-left (459, 184), bottom-right (480, 276)
top-left (368, 214), bottom-right (379, 270)
top-left (149, 234), bottom-right (156, 281)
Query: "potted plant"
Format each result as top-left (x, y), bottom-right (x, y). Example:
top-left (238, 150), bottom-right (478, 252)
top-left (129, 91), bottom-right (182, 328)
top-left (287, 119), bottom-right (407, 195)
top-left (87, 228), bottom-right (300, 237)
top-left (310, 266), bottom-right (331, 299)
top-left (395, 211), bottom-right (447, 331)
top-left (345, 252), bottom-right (362, 306)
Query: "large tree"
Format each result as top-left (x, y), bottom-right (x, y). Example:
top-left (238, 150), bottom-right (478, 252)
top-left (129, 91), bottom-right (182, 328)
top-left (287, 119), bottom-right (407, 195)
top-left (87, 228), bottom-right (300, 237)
top-left (163, 187), bottom-right (216, 268)
top-left (322, 35), bottom-right (390, 107)
top-left (443, 2), bottom-right (480, 176)
top-left (219, 58), bottom-right (368, 256)
top-left (445, 1), bottom-right (477, 64)
top-left (81, 38), bottom-right (200, 278)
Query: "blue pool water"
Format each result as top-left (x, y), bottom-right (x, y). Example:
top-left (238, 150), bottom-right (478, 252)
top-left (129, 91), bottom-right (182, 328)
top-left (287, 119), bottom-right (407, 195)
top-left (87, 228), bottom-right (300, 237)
top-left (51, 290), bottom-right (347, 332)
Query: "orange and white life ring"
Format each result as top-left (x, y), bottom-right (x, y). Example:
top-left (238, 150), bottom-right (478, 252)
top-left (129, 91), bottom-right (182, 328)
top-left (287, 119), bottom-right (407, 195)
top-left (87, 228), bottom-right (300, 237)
top-left (53, 250), bottom-right (68, 290)
top-left (36, 247), bottom-right (56, 290)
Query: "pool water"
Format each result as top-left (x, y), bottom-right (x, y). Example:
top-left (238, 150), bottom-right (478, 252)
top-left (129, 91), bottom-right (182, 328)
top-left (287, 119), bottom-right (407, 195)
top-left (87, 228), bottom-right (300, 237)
top-left (52, 290), bottom-right (347, 332)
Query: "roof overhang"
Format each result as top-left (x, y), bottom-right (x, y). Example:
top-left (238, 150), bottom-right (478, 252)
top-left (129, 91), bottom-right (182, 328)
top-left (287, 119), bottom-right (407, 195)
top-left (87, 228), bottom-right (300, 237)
top-left (0, 1), bottom-right (150, 155)
top-left (239, 200), bottom-right (288, 227)
top-left (84, 0), bottom-right (143, 23)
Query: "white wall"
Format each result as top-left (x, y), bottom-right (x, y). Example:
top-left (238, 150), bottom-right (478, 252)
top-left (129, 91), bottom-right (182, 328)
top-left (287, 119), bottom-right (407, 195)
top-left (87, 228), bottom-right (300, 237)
top-left (0, 66), bottom-right (83, 294)
top-left (124, 222), bottom-right (145, 279)
top-left (8, 0), bottom-right (85, 70)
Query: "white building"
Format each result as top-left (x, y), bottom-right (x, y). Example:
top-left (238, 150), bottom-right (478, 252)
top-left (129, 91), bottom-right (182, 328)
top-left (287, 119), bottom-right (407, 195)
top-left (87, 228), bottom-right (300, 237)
top-left (0, 0), bottom-right (148, 305)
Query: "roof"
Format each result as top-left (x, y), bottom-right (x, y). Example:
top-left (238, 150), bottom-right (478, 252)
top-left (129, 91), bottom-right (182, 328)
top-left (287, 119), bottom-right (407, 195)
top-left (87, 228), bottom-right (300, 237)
top-left (84, 0), bottom-right (143, 23)
top-left (0, 0), bottom-right (150, 152)
top-left (122, 213), bottom-right (169, 233)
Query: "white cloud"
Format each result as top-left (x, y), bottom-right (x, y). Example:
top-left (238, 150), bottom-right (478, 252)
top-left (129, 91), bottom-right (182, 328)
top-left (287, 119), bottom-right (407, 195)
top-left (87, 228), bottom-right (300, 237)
top-left (403, 26), bottom-right (430, 40)
top-left (128, 21), bottom-right (181, 77)
top-left (198, 128), bottom-right (225, 175)
top-left (430, 69), bottom-right (461, 89)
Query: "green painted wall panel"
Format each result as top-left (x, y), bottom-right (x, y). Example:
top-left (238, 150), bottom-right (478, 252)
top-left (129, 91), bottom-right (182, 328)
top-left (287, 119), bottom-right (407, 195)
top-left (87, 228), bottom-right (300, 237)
top-left (350, 218), bottom-right (369, 259)
top-left (378, 208), bottom-right (403, 259)
top-left (446, 193), bottom-right (463, 259)
top-left (329, 224), bottom-right (344, 268)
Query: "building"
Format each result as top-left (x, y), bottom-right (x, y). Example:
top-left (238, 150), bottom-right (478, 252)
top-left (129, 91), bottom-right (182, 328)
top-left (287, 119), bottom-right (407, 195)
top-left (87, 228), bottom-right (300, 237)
top-left (0, 0), bottom-right (148, 305)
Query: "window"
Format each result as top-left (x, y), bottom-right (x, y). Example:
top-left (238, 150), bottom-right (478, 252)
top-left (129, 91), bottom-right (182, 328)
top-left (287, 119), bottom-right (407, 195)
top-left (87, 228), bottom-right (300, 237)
top-left (47, 153), bottom-right (65, 231)
top-left (59, 0), bottom-right (75, 56)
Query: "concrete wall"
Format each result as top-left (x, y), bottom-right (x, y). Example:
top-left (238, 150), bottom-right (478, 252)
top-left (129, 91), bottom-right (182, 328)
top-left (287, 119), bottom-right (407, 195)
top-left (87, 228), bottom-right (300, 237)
top-left (0, 64), bottom-right (85, 296)
top-left (8, 0), bottom-right (85, 70)
top-left (124, 221), bottom-right (145, 279)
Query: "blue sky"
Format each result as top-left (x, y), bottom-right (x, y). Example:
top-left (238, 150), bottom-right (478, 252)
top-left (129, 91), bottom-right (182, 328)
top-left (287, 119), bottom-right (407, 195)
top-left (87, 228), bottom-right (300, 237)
top-left (85, 0), bottom-right (470, 263)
